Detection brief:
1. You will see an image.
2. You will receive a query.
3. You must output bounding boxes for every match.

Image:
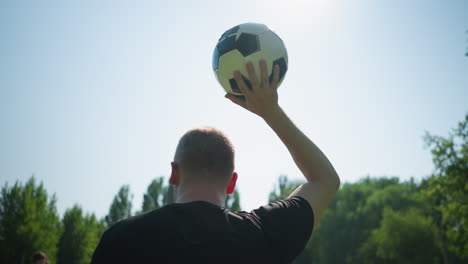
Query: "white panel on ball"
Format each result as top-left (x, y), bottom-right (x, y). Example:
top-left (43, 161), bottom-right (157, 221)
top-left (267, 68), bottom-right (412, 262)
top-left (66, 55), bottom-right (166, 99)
top-left (237, 23), bottom-right (269, 36)
top-left (258, 30), bottom-right (288, 86)
top-left (259, 31), bottom-right (288, 64)
top-left (217, 50), bottom-right (245, 95)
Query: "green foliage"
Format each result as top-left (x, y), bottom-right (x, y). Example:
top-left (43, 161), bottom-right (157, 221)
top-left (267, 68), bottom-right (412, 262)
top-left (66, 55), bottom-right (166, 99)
top-left (268, 175), bottom-right (304, 202)
top-left (142, 177), bottom-right (165, 212)
top-left (306, 177), bottom-right (416, 263)
top-left (0, 177), bottom-right (61, 264)
top-left (140, 177), bottom-right (175, 214)
top-left (57, 205), bottom-right (105, 264)
top-left (163, 184), bottom-right (174, 205)
top-left (423, 112), bottom-right (468, 260)
top-left (225, 189), bottom-right (241, 211)
top-left (104, 185), bottom-right (133, 227)
top-left (297, 114), bottom-right (467, 264)
top-left (360, 208), bottom-right (438, 264)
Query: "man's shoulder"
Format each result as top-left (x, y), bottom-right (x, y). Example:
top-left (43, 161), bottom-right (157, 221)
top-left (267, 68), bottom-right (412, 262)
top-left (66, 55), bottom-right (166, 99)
top-left (228, 196), bottom-right (314, 263)
top-left (105, 206), bottom-right (171, 237)
top-left (241, 196), bottom-right (313, 219)
top-left (227, 196), bottom-right (314, 232)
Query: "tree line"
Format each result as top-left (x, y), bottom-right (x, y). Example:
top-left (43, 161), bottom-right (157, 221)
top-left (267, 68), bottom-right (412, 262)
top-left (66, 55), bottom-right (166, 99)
top-left (289, 113), bottom-right (467, 264)
top-left (1, 113), bottom-right (466, 264)
top-left (0, 175), bottom-right (241, 264)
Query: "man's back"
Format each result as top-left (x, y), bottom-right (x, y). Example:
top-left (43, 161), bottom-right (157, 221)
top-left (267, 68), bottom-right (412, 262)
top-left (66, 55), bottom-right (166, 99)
top-left (91, 196), bottom-right (313, 264)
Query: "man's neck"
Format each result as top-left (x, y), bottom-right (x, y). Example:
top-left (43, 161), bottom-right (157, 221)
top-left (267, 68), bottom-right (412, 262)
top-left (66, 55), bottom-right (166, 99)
top-left (175, 183), bottom-right (226, 207)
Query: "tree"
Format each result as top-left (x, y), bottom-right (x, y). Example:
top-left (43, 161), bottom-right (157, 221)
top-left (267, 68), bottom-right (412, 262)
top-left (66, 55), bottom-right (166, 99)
top-left (57, 205), bottom-right (105, 264)
top-left (104, 185), bottom-right (133, 227)
top-left (307, 177), bottom-right (421, 264)
top-left (163, 184), bottom-right (174, 205)
top-left (142, 177), bottom-right (165, 212)
top-left (424, 112), bottom-right (468, 261)
top-left (57, 205), bottom-right (104, 264)
top-left (268, 175), bottom-right (304, 202)
top-left (0, 177), bottom-right (61, 264)
top-left (225, 189), bottom-right (241, 211)
top-left (138, 177), bottom-right (175, 215)
top-left (359, 208), bottom-right (438, 264)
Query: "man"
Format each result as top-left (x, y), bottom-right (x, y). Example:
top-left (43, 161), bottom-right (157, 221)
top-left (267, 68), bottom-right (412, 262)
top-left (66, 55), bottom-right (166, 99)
top-left (91, 60), bottom-right (340, 263)
top-left (31, 252), bottom-right (48, 264)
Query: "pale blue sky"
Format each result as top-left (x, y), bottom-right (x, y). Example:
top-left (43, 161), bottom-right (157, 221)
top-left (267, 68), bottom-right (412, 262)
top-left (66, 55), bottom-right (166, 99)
top-left (1, 0), bottom-right (467, 218)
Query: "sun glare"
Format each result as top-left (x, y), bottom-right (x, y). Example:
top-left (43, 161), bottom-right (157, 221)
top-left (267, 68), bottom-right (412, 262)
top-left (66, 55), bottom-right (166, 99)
top-left (263, 0), bottom-right (330, 23)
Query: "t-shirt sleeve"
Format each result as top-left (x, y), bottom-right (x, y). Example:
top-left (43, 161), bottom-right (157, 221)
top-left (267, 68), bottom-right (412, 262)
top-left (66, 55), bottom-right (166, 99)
top-left (90, 231), bottom-right (108, 264)
top-left (91, 222), bottom-right (122, 264)
top-left (250, 196), bottom-right (314, 263)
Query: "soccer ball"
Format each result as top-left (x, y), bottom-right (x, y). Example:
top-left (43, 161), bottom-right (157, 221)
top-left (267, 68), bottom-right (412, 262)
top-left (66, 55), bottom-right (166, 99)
top-left (212, 23), bottom-right (288, 96)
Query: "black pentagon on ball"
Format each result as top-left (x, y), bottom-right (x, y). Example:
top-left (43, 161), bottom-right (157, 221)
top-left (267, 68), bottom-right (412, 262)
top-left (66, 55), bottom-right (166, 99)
top-left (269, 57), bottom-right (288, 83)
top-left (236, 33), bottom-right (260, 57)
top-left (217, 35), bottom-right (237, 57)
top-left (229, 75), bottom-right (252, 94)
top-left (213, 35), bottom-right (237, 70)
top-left (212, 47), bottom-right (219, 70)
top-left (219, 25), bottom-right (240, 41)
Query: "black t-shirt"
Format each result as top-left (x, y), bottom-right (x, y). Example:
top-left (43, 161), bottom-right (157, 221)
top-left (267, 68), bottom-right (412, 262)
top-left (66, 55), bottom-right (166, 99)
top-left (91, 196), bottom-right (314, 264)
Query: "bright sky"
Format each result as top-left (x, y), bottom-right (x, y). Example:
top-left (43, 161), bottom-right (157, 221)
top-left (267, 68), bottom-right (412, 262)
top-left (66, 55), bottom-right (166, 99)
top-left (1, 0), bottom-right (467, 218)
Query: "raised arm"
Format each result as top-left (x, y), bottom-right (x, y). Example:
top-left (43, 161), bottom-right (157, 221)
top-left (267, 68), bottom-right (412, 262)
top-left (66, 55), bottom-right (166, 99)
top-left (225, 60), bottom-right (340, 227)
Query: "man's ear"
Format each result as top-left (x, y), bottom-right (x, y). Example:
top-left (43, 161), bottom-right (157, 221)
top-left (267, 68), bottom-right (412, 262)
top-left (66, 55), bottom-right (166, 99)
top-left (170, 162), bottom-right (180, 185)
top-left (226, 172), bottom-right (238, 194)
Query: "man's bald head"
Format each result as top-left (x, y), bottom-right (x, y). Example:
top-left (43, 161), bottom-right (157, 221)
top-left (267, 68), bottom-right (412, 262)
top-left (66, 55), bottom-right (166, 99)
top-left (174, 127), bottom-right (235, 184)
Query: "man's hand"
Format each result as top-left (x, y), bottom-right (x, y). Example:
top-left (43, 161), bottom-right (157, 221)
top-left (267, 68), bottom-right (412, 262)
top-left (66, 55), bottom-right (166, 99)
top-left (225, 60), bottom-right (281, 120)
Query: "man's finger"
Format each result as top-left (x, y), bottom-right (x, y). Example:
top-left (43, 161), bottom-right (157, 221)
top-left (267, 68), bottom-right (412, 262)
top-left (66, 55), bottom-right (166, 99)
top-left (246, 62), bottom-right (259, 89)
top-left (272, 64), bottom-right (280, 90)
top-left (225, 94), bottom-right (247, 108)
top-left (260, 60), bottom-right (269, 87)
top-left (233, 71), bottom-right (251, 97)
